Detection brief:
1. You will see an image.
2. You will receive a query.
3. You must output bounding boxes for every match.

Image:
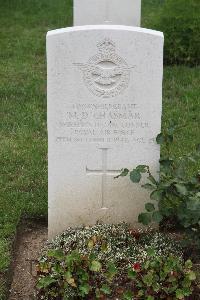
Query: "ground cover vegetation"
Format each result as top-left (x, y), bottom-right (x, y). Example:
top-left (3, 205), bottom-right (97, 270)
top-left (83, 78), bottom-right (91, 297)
top-left (36, 223), bottom-right (196, 299)
top-left (0, 0), bottom-right (199, 298)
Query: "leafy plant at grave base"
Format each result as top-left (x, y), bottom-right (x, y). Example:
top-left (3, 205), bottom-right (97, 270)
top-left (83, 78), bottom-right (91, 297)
top-left (36, 223), bottom-right (191, 299)
top-left (36, 249), bottom-right (114, 299)
top-left (126, 250), bottom-right (196, 300)
top-left (116, 126), bottom-right (200, 246)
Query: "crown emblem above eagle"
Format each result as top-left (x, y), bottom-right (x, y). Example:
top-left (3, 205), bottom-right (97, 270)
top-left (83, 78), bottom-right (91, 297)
top-left (97, 38), bottom-right (115, 54)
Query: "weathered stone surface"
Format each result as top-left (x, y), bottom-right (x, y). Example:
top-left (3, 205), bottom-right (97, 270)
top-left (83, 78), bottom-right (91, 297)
top-left (74, 0), bottom-right (141, 26)
top-left (47, 25), bottom-right (163, 238)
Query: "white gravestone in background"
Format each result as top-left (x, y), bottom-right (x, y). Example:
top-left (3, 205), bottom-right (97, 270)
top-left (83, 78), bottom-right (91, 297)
top-left (74, 0), bottom-right (141, 26)
top-left (47, 25), bottom-right (163, 238)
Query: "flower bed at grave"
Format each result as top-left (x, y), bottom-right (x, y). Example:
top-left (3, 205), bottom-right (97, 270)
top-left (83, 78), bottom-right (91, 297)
top-left (35, 223), bottom-right (198, 300)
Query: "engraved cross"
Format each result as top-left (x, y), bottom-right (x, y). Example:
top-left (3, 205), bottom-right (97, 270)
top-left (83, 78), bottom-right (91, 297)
top-left (86, 148), bottom-right (121, 209)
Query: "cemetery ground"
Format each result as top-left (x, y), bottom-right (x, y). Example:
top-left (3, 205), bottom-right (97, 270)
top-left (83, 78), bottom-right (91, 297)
top-left (0, 0), bottom-right (199, 299)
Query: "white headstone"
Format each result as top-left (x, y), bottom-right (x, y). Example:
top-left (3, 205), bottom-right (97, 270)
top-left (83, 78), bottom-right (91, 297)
top-left (47, 25), bottom-right (163, 238)
top-left (74, 0), bottom-right (141, 26)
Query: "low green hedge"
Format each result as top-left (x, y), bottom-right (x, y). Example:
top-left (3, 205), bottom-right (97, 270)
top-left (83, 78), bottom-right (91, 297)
top-left (148, 0), bottom-right (200, 66)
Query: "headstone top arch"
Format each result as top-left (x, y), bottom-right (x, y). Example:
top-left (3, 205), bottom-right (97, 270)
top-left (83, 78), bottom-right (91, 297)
top-left (73, 0), bottom-right (141, 27)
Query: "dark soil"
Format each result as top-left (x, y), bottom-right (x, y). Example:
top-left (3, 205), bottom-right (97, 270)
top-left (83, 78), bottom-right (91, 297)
top-left (8, 220), bottom-right (47, 300)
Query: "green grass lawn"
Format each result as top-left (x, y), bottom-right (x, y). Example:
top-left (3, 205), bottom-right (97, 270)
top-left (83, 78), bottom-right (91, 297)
top-left (0, 0), bottom-right (199, 298)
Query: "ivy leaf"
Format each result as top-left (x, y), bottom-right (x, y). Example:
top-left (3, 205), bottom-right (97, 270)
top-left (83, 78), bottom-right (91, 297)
top-left (114, 168), bottom-right (129, 179)
top-left (176, 289), bottom-right (185, 299)
top-left (147, 296), bottom-right (155, 300)
top-left (101, 241), bottom-right (108, 252)
top-left (136, 165), bottom-right (147, 173)
top-left (152, 211), bottom-right (163, 223)
top-left (137, 290), bottom-right (144, 297)
top-left (138, 213), bottom-right (152, 225)
top-left (67, 277), bottom-right (77, 287)
top-left (150, 190), bottom-right (163, 201)
top-left (145, 203), bottom-right (155, 212)
top-left (148, 175), bottom-right (158, 185)
top-left (65, 251), bottom-right (81, 266)
top-left (100, 284), bottom-right (111, 295)
top-left (188, 271), bottom-right (196, 281)
top-left (47, 249), bottom-right (64, 260)
top-left (156, 133), bottom-right (164, 144)
top-left (128, 269), bottom-right (136, 279)
top-left (95, 289), bottom-right (101, 298)
top-left (79, 283), bottom-right (90, 296)
top-left (130, 169), bottom-right (141, 183)
top-left (107, 262), bottom-right (117, 278)
top-left (146, 248), bottom-right (155, 257)
top-left (77, 269), bottom-right (89, 281)
top-left (64, 271), bottom-right (72, 280)
top-left (90, 260), bottom-right (102, 272)
top-left (87, 239), bottom-right (94, 249)
top-left (174, 184), bottom-right (188, 196)
top-left (181, 288), bottom-right (192, 297)
top-left (37, 276), bottom-right (57, 289)
top-left (123, 290), bottom-right (133, 300)
top-left (185, 260), bottom-right (193, 269)
top-left (37, 262), bottom-right (50, 274)
top-left (143, 271), bottom-right (153, 286)
top-left (142, 183), bottom-right (156, 190)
